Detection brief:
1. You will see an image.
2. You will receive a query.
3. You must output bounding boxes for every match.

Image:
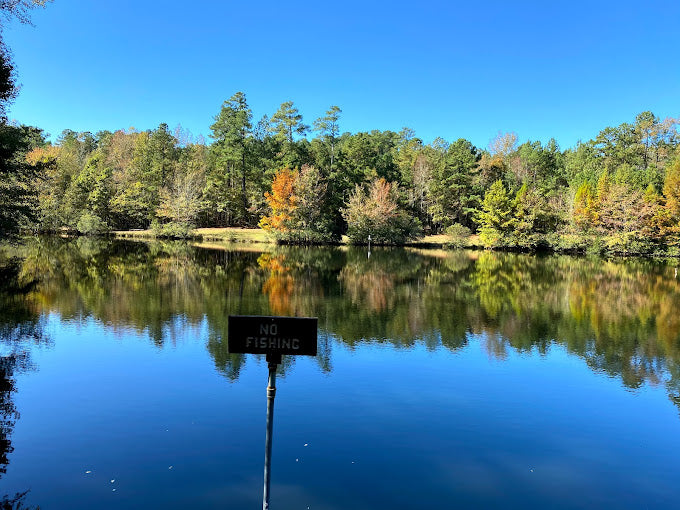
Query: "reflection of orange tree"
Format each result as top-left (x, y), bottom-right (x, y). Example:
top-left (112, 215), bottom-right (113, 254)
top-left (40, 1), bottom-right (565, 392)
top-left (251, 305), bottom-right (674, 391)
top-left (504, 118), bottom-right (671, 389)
top-left (257, 251), bottom-right (328, 317)
top-left (258, 253), bottom-right (297, 316)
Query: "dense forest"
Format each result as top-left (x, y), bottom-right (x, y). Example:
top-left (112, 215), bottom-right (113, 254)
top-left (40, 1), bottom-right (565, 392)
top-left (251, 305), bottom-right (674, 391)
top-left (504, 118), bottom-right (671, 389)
top-left (1, 96), bottom-right (678, 255)
top-left (1, 4), bottom-right (679, 255)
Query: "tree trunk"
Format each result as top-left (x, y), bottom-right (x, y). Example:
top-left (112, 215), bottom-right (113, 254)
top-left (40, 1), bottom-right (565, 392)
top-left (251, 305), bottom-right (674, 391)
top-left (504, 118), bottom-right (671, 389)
top-left (241, 147), bottom-right (247, 223)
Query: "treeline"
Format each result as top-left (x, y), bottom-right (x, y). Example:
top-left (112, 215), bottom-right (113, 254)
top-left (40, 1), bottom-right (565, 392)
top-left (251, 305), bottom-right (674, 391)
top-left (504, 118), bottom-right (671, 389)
top-left (2, 91), bottom-right (680, 254)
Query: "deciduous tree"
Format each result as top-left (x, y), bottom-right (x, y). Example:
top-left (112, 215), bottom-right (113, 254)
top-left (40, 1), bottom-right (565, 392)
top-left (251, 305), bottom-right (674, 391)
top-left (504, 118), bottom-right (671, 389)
top-left (259, 167), bottom-right (298, 234)
top-left (342, 178), bottom-right (421, 244)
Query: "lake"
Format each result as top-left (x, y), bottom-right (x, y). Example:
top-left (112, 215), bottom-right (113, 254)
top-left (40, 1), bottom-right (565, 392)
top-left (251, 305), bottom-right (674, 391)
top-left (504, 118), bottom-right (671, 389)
top-left (1, 237), bottom-right (679, 509)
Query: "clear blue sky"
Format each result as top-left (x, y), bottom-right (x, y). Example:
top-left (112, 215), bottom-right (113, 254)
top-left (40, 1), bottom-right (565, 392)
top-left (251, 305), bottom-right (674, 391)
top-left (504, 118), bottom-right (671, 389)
top-left (3, 0), bottom-right (679, 150)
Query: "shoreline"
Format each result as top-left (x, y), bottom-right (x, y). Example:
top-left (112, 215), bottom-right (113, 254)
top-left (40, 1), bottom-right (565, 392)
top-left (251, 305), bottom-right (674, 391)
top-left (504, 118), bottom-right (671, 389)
top-left (107, 228), bottom-right (680, 259)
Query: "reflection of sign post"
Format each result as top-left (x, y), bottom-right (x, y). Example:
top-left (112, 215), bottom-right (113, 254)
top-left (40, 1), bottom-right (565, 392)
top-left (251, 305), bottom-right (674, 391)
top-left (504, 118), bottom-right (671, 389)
top-left (228, 315), bottom-right (318, 510)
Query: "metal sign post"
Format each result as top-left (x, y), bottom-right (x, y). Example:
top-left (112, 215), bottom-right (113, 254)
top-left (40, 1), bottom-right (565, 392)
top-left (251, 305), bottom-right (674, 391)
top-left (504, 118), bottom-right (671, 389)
top-left (262, 352), bottom-right (280, 510)
top-left (228, 316), bottom-right (318, 510)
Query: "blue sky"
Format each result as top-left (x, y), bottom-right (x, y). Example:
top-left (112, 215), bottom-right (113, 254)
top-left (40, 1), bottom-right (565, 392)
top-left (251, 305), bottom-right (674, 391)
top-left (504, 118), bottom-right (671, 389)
top-left (3, 0), bottom-right (679, 149)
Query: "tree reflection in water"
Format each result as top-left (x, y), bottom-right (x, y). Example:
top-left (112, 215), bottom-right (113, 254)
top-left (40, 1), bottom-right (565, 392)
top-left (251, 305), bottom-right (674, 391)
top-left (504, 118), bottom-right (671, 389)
top-left (4, 237), bottom-right (680, 414)
top-left (0, 255), bottom-right (46, 509)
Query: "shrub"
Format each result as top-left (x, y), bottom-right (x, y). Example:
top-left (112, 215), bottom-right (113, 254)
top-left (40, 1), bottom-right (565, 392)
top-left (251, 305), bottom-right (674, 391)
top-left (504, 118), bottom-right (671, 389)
top-left (76, 213), bottom-right (109, 236)
top-left (445, 223), bottom-right (471, 249)
top-left (342, 178), bottom-right (422, 245)
top-left (153, 221), bottom-right (195, 239)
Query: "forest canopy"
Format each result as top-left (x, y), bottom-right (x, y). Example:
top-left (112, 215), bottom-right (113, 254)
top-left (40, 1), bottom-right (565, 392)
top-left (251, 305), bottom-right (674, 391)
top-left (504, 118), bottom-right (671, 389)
top-left (1, 89), bottom-right (679, 253)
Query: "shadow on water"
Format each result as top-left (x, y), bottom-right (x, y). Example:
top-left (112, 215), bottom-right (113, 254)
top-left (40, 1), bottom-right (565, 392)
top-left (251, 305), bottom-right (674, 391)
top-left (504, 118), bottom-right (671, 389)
top-left (3, 237), bottom-right (680, 414)
top-left (0, 255), bottom-right (46, 509)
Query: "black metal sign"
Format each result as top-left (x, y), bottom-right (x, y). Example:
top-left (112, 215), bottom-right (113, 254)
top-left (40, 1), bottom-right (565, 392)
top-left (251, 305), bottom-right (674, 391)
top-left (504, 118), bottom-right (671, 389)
top-left (228, 315), bottom-right (318, 356)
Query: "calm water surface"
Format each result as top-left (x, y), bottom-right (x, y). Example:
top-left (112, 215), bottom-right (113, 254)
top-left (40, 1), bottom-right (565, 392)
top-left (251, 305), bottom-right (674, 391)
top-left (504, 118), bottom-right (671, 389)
top-left (0, 238), bottom-right (679, 509)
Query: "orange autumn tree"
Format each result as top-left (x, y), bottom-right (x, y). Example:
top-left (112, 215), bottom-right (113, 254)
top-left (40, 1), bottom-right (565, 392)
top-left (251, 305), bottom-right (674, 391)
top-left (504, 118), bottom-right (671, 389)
top-left (259, 165), bottom-right (332, 242)
top-left (259, 167), bottom-right (298, 234)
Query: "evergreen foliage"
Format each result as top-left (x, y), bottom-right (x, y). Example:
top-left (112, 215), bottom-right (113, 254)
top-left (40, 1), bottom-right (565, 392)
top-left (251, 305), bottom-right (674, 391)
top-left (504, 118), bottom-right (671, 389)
top-left (0, 80), bottom-right (678, 253)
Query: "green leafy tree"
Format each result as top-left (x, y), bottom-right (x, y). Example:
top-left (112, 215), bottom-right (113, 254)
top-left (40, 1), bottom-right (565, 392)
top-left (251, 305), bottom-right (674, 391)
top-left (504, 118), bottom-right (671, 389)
top-left (396, 132), bottom-right (433, 228)
top-left (564, 141), bottom-right (601, 187)
top-left (0, 124), bottom-right (44, 237)
top-left (37, 130), bottom-right (91, 229)
top-left (336, 130), bottom-right (400, 183)
top-left (507, 139), bottom-right (565, 192)
top-left (246, 114), bottom-right (281, 220)
top-left (477, 180), bottom-right (515, 248)
top-left (210, 92), bottom-right (253, 224)
top-left (73, 152), bottom-right (113, 233)
top-left (270, 101), bottom-right (308, 167)
top-left (428, 138), bottom-right (480, 230)
top-left (512, 183), bottom-right (561, 248)
top-left (108, 125), bottom-right (178, 228)
top-left (313, 105), bottom-right (341, 173)
top-left (0, 42), bottom-right (16, 121)
top-left (148, 123), bottom-right (177, 188)
top-left (109, 131), bottom-right (157, 228)
top-left (100, 129), bottom-right (136, 228)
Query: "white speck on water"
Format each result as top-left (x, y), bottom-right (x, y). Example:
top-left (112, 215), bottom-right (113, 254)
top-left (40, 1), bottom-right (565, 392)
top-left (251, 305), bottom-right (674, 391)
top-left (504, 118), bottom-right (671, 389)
top-left (168, 466), bottom-right (173, 470)
top-left (85, 470), bottom-right (92, 474)
top-left (110, 479), bottom-right (115, 483)
top-left (295, 458), bottom-right (299, 462)
top-left (112, 489), bottom-right (116, 492)
top-left (304, 443), bottom-right (308, 447)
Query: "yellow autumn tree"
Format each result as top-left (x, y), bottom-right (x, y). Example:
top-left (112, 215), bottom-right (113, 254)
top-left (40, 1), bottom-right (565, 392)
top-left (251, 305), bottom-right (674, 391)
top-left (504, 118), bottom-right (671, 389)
top-left (25, 144), bottom-right (60, 166)
top-left (572, 181), bottom-right (597, 231)
top-left (664, 160), bottom-right (680, 221)
top-left (661, 159), bottom-right (680, 245)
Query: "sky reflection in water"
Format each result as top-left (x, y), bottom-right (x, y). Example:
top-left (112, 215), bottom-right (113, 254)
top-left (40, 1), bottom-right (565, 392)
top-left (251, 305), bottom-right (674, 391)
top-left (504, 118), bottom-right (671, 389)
top-left (0, 238), bottom-right (679, 509)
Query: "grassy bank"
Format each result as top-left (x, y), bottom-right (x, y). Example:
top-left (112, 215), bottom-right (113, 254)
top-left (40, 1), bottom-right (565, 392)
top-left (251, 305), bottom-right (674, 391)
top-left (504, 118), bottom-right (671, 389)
top-left (193, 228), bottom-right (272, 243)
top-left (114, 227), bottom-right (273, 243)
top-left (114, 227), bottom-right (463, 247)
